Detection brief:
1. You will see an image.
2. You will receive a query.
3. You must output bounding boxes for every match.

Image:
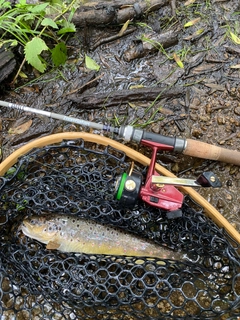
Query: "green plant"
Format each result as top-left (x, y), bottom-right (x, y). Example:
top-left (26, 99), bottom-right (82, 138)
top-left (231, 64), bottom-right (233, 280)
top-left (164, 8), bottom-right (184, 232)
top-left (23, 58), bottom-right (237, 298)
top-left (130, 107), bottom-right (164, 128)
top-left (0, 0), bottom-right (77, 75)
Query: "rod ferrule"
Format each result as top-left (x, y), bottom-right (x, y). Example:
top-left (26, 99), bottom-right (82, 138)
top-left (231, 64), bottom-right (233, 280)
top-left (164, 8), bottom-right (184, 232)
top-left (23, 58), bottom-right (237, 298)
top-left (174, 138), bottom-right (187, 153)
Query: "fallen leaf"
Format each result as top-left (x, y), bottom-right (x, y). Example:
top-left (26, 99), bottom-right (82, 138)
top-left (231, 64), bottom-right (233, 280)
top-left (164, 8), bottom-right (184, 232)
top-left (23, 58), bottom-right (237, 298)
top-left (230, 64), bottom-right (240, 69)
top-left (8, 120), bottom-right (32, 134)
top-left (203, 83), bottom-right (225, 91)
top-left (118, 19), bottom-right (130, 37)
top-left (184, 0), bottom-right (196, 5)
top-left (129, 84), bottom-right (144, 89)
top-left (85, 54), bottom-right (100, 71)
top-left (192, 63), bottom-right (216, 73)
top-left (19, 71), bottom-right (28, 79)
top-left (183, 28), bottom-right (204, 40)
top-left (173, 53), bottom-right (184, 68)
top-left (184, 18), bottom-right (201, 28)
top-left (229, 31), bottom-right (240, 45)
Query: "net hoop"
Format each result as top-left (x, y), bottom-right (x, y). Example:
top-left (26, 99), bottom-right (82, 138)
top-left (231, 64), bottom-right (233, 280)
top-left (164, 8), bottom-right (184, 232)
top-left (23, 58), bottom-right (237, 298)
top-left (0, 131), bottom-right (239, 243)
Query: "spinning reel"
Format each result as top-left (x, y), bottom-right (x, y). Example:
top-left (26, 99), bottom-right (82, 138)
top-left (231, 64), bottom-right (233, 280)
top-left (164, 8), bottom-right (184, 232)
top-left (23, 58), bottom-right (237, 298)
top-left (115, 139), bottom-right (221, 219)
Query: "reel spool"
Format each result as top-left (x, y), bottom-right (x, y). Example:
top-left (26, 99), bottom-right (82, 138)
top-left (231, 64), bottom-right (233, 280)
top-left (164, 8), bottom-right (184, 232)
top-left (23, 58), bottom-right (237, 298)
top-left (115, 162), bottom-right (143, 208)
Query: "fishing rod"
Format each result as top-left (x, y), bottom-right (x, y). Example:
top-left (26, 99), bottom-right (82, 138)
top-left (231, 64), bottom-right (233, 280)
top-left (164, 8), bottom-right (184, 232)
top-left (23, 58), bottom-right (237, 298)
top-left (1, 99), bottom-right (240, 166)
top-left (0, 99), bottom-right (235, 221)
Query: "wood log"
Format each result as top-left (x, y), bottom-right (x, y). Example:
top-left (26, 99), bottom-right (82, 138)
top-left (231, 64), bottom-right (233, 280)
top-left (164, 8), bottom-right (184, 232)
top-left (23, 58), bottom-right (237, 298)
top-left (0, 46), bottom-right (16, 83)
top-left (70, 0), bottom-right (168, 26)
top-left (123, 23), bottom-right (182, 61)
top-left (69, 86), bottom-right (185, 109)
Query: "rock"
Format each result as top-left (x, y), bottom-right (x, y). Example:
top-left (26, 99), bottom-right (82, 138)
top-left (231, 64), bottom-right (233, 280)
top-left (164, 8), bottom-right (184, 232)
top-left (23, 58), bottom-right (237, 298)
top-left (234, 106), bottom-right (240, 115)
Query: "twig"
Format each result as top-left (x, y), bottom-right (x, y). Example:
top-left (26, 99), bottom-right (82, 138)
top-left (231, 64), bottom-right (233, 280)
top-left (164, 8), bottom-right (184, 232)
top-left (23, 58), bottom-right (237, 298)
top-left (64, 73), bottom-right (104, 96)
top-left (170, 0), bottom-right (176, 16)
top-left (10, 57), bottom-right (26, 86)
top-left (91, 28), bottom-right (136, 51)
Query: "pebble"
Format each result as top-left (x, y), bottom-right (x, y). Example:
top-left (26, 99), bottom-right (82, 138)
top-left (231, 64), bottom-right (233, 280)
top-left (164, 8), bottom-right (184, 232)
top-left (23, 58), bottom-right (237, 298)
top-left (226, 193), bottom-right (232, 201)
top-left (190, 114), bottom-right (198, 121)
top-left (136, 107), bottom-right (145, 118)
top-left (217, 116), bottom-right (225, 125)
top-left (199, 115), bottom-right (210, 122)
top-left (234, 106), bottom-right (240, 115)
top-left (217, 199), bottom-right (225, 208)
top-left (151, 123), bottom-right (160, 133)
top-left (191, 128), bottom-right (203, 138)
top-left (226, 180), bottom-right (233, 187)
top-left (235, 180), bottom-right (240, 188)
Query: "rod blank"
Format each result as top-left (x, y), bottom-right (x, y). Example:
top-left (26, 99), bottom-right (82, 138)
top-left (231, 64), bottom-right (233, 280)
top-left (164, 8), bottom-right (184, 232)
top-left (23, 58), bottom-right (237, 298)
top-left (0, 100), bottom-right (115, 132)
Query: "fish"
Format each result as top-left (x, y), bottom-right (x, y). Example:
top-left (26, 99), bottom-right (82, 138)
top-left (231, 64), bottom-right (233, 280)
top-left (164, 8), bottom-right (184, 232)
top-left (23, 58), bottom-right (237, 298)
top-left (21, 214), bottom-right (183, 260)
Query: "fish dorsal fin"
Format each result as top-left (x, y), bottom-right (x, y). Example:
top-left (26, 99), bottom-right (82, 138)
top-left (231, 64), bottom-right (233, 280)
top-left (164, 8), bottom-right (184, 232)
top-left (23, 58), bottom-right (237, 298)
top-left (46, 241), bottom-right (60, 250)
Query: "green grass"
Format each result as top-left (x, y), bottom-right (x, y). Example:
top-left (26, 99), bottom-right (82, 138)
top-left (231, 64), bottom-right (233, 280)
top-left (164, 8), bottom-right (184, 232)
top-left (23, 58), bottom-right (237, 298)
top-left (0, 0), bottom-right (78, 79)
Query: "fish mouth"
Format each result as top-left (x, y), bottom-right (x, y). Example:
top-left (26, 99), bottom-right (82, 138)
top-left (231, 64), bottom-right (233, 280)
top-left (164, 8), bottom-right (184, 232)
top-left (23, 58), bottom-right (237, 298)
top-left (21, 220), bottom-right (57, 244)
top-left (21, 222), bottom-right (36, 238)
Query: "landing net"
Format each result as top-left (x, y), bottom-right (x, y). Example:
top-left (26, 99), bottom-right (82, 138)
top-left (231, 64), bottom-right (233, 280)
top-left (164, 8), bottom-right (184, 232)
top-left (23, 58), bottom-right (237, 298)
top-left (0, 139), bottom-right (239, 319)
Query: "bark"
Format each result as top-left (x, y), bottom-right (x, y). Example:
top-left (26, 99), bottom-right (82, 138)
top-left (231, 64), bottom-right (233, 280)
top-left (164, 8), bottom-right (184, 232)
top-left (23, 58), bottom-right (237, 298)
top-left (0, 46), bottom-right (16, 83)
top-left (70, 0), bottom-right (168, 26)
top-left (123, 23), bottom-right (182, 61)
top-left (69, 86), bottom-right (185, 109)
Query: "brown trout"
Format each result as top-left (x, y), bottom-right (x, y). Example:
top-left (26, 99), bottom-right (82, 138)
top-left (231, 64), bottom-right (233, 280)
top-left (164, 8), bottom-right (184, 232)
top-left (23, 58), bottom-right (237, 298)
top-left (21, 215), bottom-right (183, 260)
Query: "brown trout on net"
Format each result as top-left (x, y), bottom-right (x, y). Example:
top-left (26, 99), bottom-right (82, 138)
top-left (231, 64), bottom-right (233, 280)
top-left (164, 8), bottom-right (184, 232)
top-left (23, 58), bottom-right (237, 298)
top-left (21, 215), bottom-right (183, 260)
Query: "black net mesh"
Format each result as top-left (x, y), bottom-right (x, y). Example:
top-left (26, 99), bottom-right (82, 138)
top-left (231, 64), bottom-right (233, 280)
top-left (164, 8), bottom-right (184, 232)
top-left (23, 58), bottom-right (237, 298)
top-left (0, 139), bottom-right (239, 319)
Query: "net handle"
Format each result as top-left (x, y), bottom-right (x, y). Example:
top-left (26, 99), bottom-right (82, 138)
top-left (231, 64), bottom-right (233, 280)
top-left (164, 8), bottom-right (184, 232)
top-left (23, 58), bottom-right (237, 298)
top-left (0, 132), bottom-right (239, 244)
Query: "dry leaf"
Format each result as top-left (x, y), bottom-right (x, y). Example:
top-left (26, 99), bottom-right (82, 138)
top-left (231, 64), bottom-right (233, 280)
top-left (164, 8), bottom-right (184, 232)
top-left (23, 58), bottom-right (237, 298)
top-left (118, 19), bottom-right (130, 37)
top-left (129, 84), bottom-right (144, 89)
top-left (173, 53), bottom-right (184, 68)
top-left (229, 31), bottom-right (240, 45)
top-left (192, 63), bottom-right (216, 73)
top-left (184, 18), bottom-right (201, 28)
top-left (203, 83), bottom-right (225, 91)
top-left (230, 64), bottom-right (240, 69)
top-left (8, 119), bottom-right (32, 134)
top-left (183, 29), bottom-right (204, 40)
top-left (184, 0), bottom-right (196, 5)
top-left (19, 71), bottom-right (28, 79)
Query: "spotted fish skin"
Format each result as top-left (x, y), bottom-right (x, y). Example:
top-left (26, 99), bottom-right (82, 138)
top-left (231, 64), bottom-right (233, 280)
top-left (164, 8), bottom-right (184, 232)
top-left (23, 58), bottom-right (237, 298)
top-left (21, 215), bottom-right (183, 260)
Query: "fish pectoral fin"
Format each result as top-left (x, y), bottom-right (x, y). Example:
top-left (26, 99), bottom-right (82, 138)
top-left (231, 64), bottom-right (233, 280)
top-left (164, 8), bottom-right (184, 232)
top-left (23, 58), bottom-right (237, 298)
top-left (46, 240), bottom-right (60, 250)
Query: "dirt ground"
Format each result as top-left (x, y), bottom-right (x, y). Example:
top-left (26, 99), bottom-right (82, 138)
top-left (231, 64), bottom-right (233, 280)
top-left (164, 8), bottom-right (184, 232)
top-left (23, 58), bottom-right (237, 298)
top-left (0, 0), bottom-right (240, 234)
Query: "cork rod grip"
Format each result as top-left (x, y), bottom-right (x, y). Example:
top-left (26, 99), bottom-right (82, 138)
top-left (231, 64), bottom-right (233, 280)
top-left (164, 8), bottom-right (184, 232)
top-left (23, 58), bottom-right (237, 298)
top-left (183, 139), bottom-right (240, 166)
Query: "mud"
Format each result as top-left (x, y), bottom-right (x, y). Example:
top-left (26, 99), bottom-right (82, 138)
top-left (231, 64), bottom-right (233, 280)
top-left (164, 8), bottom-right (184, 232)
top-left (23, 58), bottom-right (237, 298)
top-left (0, 0), bottom-right (240, 232)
